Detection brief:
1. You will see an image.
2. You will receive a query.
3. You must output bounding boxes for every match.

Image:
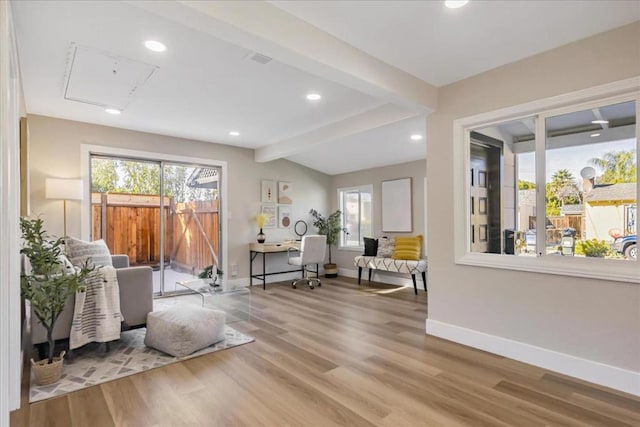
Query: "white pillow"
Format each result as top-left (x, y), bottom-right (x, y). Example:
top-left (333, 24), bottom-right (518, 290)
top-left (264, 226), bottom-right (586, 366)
top-left (65, 237), bottom-right (113, 268)
top-left (376, 236), bottom-right (396, 258)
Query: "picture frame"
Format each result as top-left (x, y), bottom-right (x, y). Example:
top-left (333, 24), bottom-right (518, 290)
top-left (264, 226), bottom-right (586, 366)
top-left (278, 206), bottom-right (292, 228)
top-left (278, 181), bottom-right (292, 204)
top-left (261, 205), bottom-right (277, 229)
top-left (261, 180), bottom-right (276, 203)
top-left (381, 177), bottom-right (413, 232)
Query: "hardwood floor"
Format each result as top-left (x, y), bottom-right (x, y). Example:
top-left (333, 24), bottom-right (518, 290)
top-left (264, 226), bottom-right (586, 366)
top-left (11, 277), bottom-right (640, 426)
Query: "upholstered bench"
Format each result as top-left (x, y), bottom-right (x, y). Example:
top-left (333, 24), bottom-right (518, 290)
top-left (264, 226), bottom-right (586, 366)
top-left (354, 256), bottom-right (428, 295)
top-left (144, 306), bottom-right (226, 357)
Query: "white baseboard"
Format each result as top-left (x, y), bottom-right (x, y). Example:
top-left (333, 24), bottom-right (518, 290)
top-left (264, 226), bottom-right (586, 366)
top-left (426, 319), bottom-right (640, 397)
top-left (338, 267), bottom-right (424, 289)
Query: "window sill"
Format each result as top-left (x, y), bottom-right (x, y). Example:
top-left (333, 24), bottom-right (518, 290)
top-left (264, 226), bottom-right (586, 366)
top-left (456, 253), bottom-right (640, 284)
top-left (338, 246), bottom-right (364, 253)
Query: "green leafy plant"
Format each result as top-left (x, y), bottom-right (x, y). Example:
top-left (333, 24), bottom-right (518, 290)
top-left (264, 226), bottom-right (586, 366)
top-left (575, 239), bottom-right (611, 258)
top-left (20, 217), bottom-right (95, 363)
top-left (309, 209), bottom-right (346, 264)
top-left (198, 264), bottom-right (223, 279)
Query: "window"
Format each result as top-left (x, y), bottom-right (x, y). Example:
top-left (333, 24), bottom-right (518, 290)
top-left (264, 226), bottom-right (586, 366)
top-left (455, 82), bottom-right (639, 283)
top-left (338, 185), bottom-right (373, 250)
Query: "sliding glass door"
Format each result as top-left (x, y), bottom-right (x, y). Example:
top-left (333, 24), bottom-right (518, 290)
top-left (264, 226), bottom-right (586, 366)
top-left (90, 155), bottom-right (222, 295)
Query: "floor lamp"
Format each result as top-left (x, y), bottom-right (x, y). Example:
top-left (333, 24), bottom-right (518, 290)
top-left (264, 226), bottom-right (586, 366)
top-left (45, 178), bottom-right (84, 238)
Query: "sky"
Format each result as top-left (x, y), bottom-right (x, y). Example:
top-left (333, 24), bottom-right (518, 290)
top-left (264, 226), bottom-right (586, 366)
top-left (518, 138), bottom-right (637, 186)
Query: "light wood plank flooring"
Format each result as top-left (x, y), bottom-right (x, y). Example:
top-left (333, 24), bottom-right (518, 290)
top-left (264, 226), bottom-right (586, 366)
top-left (11, 277), bottom-right (640, 426)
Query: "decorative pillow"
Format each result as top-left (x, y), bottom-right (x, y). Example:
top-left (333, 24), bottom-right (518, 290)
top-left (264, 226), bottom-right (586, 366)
top-left (392, 235), bottom-right (423, 261)
top-left (65, 237), bottom-right (113, 268)
top-left (376, 236), bottom-right (395, 258)
top-left (363, 237), bottom-right (378, 256)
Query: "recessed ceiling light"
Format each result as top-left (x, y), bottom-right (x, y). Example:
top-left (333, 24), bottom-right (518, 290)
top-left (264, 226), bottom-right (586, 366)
top-left (445, 0), bottom-right (469, 9)
top-left (229, 131), bottom-right (240, 136)
top-left (144, 40), bottom-right (166, 52)
top-left (590, 133), bottom-right (601, 137)
top-left (410, 134), bottom-right (423, 141)
top-left (591, 120), bottom-right (609, 124)
top-left (105, 108), bottom-right (121, 115)
top-left (306, 93), bottom-right (322, 101)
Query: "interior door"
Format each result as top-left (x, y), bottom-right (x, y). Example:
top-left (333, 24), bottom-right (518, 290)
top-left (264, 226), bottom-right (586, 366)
top-left (470, 145), bottom-right (489, 253)
top-left (470, 140), bottom-right (502, 253)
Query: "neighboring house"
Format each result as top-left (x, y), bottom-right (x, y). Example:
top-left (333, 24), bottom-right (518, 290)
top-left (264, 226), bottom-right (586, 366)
top-left (584, 183), bottom-right (637, 241)
top-left (518, 189), bottom-right (536, 230)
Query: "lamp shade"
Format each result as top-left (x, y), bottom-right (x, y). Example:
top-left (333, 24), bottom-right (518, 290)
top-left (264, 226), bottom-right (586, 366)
top-left (45, 178), bottom-right (84, 200)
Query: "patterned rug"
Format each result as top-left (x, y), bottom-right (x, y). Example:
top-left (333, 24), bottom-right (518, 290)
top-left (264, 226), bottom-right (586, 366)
top-left (29, 325), bottom-right (254, 403)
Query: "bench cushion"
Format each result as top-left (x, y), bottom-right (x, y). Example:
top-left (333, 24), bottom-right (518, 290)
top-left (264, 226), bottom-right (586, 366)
top-left (354, 255), bottom-right (427, 274)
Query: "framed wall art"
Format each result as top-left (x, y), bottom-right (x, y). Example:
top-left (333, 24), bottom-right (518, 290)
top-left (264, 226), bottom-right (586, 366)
top-left (261, 180), bottom-right (276, 203)
top-left (278, 181), bottom-right (292, 204)
top-left (278, 206), bottom-right (292, 228)
top-left (381, 177), bottom-right (413, 232)
top-left (261, 205), bottom-right (277, 228)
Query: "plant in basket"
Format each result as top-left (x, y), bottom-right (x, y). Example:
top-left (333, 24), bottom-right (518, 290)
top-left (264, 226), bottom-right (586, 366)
top-left (20, 217), bottom-right (95, 385)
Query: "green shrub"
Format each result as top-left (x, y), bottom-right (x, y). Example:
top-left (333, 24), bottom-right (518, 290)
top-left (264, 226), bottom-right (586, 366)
top-left (575, 239), bottom-right (610, 257)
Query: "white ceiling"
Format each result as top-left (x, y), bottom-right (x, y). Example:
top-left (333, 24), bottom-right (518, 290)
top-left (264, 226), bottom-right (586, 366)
top-left (271, 0), bottom-right (640, 86)
top-left (12, 1), bottom-right (640, 175)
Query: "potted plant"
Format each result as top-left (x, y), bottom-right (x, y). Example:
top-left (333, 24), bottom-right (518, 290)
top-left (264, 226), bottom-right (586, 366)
top-left (309, 209), bottom-right (346, 278)
top-left (20, 217), bottom-right (94, 385)
top-left (199, 264), bottom-right (223, 285)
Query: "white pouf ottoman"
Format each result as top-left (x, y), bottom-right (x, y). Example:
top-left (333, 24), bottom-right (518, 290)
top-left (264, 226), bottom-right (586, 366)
top-left (144, 306), bottom-right (226, 357)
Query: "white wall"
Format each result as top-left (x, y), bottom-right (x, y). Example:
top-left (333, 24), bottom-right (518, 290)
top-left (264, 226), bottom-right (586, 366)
top-left (26, 115), bottom-right (331, 281)
top-left (426, 22), bottom-right (640, 393)
top-left (330, 159), bottom-right (426, 286)
top-left (0, 1), bottom-right (23, 423)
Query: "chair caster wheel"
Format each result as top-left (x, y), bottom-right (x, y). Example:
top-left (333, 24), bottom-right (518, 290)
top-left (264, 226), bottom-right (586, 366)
top-left (291, 282), bottom-right (297, 289)
top-left (317, 281), bottom-right (321, 287)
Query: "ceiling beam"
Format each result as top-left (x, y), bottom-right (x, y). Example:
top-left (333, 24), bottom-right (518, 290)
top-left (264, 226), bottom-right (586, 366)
top-left (255, 104), bottom-right (419, 162)
top-left (128, 0), bottom-right (437, 113)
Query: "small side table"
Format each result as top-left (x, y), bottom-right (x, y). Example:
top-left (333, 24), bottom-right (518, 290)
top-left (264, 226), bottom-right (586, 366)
top-left (176, 278), bottom-right (251, 323)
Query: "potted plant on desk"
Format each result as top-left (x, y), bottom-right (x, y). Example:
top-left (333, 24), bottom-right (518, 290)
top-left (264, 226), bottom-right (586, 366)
top-left (309, 209), bottom-right (346, 278)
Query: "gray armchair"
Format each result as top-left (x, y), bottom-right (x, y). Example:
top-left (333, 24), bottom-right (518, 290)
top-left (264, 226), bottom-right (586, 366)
top-left (31, 255), bottom-right (154, 346)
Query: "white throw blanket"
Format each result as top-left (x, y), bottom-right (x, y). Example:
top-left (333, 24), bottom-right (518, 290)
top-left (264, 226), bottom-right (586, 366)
top-left (70, 265), bottom-right (123, 350)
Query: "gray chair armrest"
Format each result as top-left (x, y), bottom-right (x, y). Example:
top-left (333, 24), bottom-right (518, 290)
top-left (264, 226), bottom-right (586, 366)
top-left (117, 266), bottom-right (153, 327)
top-left (111, 255), bottom-right (130, 269)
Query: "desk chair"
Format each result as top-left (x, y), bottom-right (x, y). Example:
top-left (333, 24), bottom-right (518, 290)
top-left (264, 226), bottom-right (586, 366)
top-left (287, 235), bottom-right (326, 289)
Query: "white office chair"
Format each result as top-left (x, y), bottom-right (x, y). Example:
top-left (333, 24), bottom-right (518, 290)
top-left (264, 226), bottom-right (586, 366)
top-left (287, 234), bottom-right (326, 289)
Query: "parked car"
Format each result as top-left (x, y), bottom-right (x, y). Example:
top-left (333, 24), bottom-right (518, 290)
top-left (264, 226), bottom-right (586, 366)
top-left (611, 235), bottom-right (637, 260)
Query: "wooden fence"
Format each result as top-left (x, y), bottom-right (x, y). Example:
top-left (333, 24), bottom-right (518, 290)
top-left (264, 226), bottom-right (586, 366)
top-left (91, 193), bottom-right (219, 272)
top-left (548, 215), bottom-right (583, 239)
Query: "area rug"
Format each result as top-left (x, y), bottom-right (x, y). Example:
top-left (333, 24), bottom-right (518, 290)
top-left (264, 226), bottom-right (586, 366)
top-left (29, 325), bottom-right (254, 403)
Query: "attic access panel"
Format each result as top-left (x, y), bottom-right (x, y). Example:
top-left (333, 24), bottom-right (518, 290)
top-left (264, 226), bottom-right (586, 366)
top-left (64, 44), bottom-right (158, 110)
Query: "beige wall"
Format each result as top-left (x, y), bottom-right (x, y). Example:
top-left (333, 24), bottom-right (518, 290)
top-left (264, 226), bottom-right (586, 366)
top-left (330, 159), bottom-right (426, 282)
top-left (27, 115), bottom-right (331, 280)
top-left (427, 22), bottom-right (640, 371)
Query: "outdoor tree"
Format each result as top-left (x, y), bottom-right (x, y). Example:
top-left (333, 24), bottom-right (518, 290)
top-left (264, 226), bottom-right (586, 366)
top-left (546, 169), bottom-right (580, 216)
top-left (518, 180), bottom-right (535, 190)
top-left (589, 150), bottom-right (637, 184)
top-left (90, 158), bottom-right (119, 193)
top-left (90, 159), bottom-right (216, 203)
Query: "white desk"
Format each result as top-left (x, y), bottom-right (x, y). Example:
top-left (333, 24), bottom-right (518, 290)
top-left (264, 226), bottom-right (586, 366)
top-left (249, 241), bottom-right (301, 290)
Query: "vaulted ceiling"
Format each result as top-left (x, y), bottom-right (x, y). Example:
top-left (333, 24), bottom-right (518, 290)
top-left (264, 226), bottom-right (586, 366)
top-left (12, 1), bottom-right (640, 175)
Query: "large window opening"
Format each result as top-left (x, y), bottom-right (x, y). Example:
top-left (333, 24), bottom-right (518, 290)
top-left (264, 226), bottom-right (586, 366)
top-left (459, 88), bottom-right (638, 281)
top-left (90, 155), bottom-right (222, 294)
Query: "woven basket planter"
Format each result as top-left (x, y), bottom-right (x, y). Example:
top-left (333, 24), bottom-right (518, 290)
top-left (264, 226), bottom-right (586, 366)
top-left (31, 351), bottom-right (65, 386)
